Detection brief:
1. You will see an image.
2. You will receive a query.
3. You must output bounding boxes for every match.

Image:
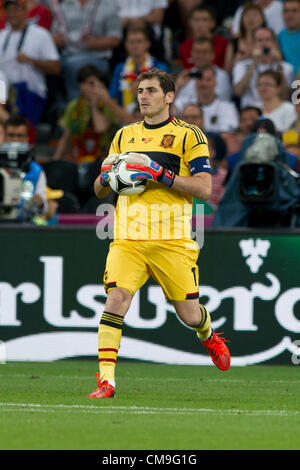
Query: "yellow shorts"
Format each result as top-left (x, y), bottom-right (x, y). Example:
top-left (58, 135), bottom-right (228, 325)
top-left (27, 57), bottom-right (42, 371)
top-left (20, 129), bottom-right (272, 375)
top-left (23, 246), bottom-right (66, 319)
top-left (103, 239), bottom-right (200, 301)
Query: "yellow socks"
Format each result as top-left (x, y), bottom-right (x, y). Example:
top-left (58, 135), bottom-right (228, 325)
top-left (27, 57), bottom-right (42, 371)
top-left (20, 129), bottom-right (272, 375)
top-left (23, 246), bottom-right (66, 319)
top-left (194, 304), bottom-right (211, 341)
top-left (98, 311), bottom-right (124, 385)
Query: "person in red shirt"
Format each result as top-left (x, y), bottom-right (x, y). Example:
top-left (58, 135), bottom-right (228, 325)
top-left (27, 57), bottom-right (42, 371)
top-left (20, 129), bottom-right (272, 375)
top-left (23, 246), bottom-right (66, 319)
top-left (179, 5), bottom-right (229, 69)
top-left (0, 0), bottom-right (52, 30)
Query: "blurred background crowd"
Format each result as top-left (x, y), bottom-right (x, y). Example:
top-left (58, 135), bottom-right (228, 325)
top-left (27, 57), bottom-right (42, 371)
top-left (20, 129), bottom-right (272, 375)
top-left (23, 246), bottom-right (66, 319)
top-left (1, 0), bottom-right (300, 227)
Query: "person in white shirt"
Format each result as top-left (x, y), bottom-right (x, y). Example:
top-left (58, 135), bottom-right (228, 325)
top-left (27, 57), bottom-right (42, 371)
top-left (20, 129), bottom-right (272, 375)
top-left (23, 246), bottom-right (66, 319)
top-left (233, 27), bottom-right (295, 109)
top-left (51, 0), bottom-right (122, 103)
top-left (257, 69), bottom-right (297, 132)
top-left (0, 0), bottom-right (60, 140)
top-left (232, 0), bottom-right (285, 36)
top-left (174, 65), bottom-right (239, 133)
top-left (175, 37), bottom-right (232, 106)
top-left (116, 0), bottom-right (168, 38)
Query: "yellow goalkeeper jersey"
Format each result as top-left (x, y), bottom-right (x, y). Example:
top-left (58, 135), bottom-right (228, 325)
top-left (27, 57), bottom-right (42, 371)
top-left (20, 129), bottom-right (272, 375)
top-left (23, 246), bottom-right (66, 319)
top-left (108, 116), bottom-right (211, 240)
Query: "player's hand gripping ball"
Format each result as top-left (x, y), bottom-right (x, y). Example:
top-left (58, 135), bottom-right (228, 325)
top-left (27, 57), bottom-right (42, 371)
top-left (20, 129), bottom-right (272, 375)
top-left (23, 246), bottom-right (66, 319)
top-left (125, 152), bottom-right (175, 187)
top-left (99, 154), bottom-right (121, 187)
top-left (106, 153), bottom-right (148, 196)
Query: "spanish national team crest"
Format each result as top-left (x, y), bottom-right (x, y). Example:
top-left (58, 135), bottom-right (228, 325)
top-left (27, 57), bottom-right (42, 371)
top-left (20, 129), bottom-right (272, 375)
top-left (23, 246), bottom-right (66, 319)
top-left (160, 134), bottom-right (176, 148)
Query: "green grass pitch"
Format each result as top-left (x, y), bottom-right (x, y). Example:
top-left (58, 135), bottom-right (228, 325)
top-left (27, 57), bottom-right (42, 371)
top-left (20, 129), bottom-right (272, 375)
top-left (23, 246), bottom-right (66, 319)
top-left (0, 360), bottom-right (299, 450)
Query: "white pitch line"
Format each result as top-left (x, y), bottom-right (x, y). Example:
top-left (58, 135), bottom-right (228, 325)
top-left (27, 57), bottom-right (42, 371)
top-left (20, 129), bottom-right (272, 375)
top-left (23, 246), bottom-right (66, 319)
top-left (0, 402), bottom-right (299, 417)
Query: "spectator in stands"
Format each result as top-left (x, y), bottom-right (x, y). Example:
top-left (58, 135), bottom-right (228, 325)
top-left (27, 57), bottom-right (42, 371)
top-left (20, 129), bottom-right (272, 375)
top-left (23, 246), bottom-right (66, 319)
top-left (52, 65), bottom-right (117, 165)
top-left (181, 102), bottom-right (228, 165)
top-left (51, 0), bottom-right (122, 103)
top-left (174, 37), bottom-right (232, 108)
top-left (278, 0), bottom-right (300, 76)
top-left (109, 26), bottom-right (169, 114)
top-left (0, 0), bottom-right (53, 30)
top-left (0, 0), bottom-right (60, 143)
top-left (239, 106), bottom-right (263, 138)
top-left (224, 2), bottom-right (266, 73)
top-left (232, 0), bottom-right (285, 37)
top-left (181, 103), bottom-right (204, 129)
top-left (179, 5), bottom-right (229, 69)
top-left (223, 106), bottom-right (262, 155)
top-left (33, 185), bottom-right (64, 225)
top-left (116, 0), bottom-right (168, 40)
top-left (173, 0), bottom-right (202, 32)
top-left (257, 69), bottom-right (297, 133)
top-left (233, 27), bottom-right (295, 109)
top-left (174, 65), bottom-right (239, 133)
top-left (4, 114), bottom-right (47, 213)
top-left (177, 0), bottom-right (240, 30)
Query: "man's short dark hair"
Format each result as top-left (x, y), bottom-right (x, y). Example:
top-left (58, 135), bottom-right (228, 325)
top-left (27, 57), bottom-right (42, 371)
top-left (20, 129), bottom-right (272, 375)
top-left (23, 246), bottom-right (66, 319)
top-left (192, 37), bottom-right (214, 50)
top-left (251, 117), bottom-right (277, 136)
top-left (240, 107), bottom-right (262, 116)
top-left (4, 115), bottom-right (29, 131)
top-left (189, 5), bottom-right (216, 21)
top-left (199, 64), bottom-right (216, 77)
top-left (125, 26), bottom-right (150, 42)
top-left (137, 68), bottom-right (175, 94)
top-left (77, 65), bottom-right (104, 84)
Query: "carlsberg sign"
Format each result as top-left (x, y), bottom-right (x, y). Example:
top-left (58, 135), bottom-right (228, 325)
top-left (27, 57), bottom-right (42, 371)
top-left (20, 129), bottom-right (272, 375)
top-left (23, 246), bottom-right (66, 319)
top-left (0, 227), bottom-right (300, 365)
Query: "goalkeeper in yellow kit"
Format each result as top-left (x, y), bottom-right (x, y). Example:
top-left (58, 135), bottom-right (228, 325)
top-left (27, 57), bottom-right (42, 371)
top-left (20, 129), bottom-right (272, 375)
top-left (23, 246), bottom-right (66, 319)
top-left (87, 69), bottom-right (230, 398)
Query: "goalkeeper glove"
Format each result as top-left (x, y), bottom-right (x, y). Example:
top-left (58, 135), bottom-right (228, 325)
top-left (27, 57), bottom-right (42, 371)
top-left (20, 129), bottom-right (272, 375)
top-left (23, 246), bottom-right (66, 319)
top-left (99, 154), bottom-right (120, 187)
top-left (125, 153), bottom-right (175, 187)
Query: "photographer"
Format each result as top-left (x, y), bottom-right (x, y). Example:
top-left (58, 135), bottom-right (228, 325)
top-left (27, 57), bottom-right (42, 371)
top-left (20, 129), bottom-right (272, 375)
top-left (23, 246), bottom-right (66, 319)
top-left (174, 37), bottom-right (232, 108)
top-left (233, 27), bottom-right (294, 109)
top-left (4, 115), bottom-right (47, 218)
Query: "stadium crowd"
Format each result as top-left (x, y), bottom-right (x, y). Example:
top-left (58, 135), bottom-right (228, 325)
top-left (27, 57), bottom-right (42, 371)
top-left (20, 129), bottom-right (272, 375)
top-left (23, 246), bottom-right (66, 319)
top-left (1, 0), bottom-right (300, 226)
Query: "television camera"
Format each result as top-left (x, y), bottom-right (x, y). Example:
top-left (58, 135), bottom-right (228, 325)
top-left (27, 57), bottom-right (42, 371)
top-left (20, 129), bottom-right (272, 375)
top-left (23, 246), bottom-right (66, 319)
top-left (0, 142), bottom-right (33, 220)
top-left (238, 133), bottom-right (300, 227)
top-left (212, 132), bottom-right (300, 228)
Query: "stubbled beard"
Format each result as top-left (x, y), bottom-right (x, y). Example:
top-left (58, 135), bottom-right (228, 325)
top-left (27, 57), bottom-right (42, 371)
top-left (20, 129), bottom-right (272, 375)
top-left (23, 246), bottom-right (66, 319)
top-left (140, 104), bottom-right (165, 118)
top-left (141, 108), bottom-right (155, 117)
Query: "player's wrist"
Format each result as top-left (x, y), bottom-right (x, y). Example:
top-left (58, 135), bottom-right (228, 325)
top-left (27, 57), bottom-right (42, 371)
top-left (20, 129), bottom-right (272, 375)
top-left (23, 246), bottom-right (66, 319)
top-left (156, 167), bottom-right (175, 187)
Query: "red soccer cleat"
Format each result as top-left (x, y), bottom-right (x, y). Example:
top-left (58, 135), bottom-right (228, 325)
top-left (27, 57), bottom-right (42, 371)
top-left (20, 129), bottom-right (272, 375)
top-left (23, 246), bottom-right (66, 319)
top-left (86, 372), bottom-right (115, 398)
top-left (201, 330), bottom-right (231, 371)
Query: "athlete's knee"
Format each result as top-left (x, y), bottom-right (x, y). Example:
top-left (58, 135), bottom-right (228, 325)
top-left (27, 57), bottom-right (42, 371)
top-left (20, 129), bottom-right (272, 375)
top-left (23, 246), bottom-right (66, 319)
top-left (105, 287), bottom-right (133, 316)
